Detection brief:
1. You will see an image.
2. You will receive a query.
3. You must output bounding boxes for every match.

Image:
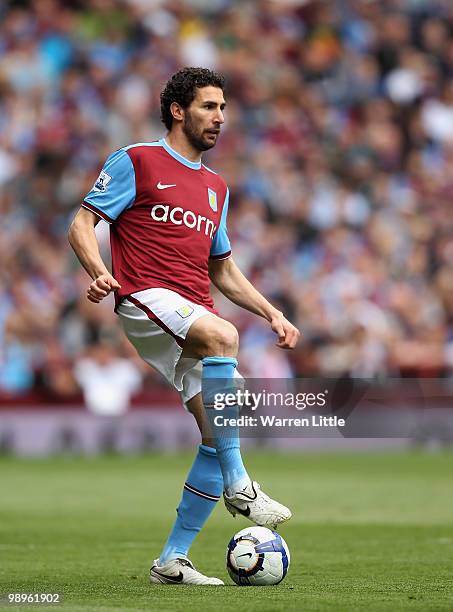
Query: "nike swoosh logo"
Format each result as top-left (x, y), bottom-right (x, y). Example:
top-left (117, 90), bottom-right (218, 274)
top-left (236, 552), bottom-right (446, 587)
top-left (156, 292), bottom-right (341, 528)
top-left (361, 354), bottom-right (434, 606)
top-left (152, 568), bottom-right (184, 583)
top-left (157, 181), bottom-right (176, 190)
top-left (237, 552), bottom-right (253, 558)
top-left (229, 503), bottom-right (251, 517)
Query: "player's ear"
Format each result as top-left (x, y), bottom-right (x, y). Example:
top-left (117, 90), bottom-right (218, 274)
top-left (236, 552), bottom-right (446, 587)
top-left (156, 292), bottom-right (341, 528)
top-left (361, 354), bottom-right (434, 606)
top-left (170, 102), bottom-right (184, 124)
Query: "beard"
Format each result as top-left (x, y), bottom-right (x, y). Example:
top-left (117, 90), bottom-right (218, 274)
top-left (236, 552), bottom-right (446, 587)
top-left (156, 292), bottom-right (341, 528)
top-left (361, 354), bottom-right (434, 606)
top-left (182, 111), bottom-right (218, 152)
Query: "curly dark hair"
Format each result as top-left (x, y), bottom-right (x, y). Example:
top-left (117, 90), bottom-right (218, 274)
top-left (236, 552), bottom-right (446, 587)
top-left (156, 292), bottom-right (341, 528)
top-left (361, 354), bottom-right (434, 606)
top-left (160, 67), bottom-right (226, 131)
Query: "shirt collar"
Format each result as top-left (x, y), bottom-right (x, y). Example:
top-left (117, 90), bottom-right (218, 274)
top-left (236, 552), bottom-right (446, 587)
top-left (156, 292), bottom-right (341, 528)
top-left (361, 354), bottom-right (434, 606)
top-left (160, 138), bottom-right (202, 170)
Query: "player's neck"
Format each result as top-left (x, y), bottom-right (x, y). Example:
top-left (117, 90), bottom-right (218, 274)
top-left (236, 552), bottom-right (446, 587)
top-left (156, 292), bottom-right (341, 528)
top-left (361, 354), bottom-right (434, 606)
top-left (165, 132), bottom-right (202, 164)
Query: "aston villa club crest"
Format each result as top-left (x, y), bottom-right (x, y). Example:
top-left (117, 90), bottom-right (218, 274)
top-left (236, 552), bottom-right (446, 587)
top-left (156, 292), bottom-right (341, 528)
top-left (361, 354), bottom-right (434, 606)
top-left (176, 304), bottom-right (194, 318)
top-left (208, 188), bottom-right (217, 212)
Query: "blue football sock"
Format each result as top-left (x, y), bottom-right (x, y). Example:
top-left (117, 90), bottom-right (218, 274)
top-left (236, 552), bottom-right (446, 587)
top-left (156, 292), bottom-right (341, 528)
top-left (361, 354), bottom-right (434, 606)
top-left (202, 356), bottom-right (250, 496)
top-left (159, 444), bottom-right (223, 564)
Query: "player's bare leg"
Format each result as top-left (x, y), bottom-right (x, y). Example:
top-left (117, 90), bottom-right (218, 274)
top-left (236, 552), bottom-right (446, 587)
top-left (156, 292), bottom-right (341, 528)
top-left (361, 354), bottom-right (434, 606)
top-left (183, 315), bottom-right (292, 527)
top-left (186, 392), bottom-right (215, 448)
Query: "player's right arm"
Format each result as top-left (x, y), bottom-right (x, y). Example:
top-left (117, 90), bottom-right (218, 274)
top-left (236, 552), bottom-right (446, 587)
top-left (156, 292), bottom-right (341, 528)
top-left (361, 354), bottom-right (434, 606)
top-left (68, 208), bottom-right (120, 303)
top-left (68, 148), bottom-right (136, 303)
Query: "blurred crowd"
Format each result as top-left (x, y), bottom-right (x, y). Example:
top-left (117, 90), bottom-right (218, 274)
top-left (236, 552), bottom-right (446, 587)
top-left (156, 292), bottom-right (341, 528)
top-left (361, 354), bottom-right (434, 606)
top-left (2, 0), bottom-right (453, 401)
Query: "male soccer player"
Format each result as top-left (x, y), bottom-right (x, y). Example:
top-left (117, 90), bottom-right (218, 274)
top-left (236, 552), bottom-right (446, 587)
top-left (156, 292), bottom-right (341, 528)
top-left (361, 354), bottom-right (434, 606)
top-left (68, 67), bottom-right (300, 585)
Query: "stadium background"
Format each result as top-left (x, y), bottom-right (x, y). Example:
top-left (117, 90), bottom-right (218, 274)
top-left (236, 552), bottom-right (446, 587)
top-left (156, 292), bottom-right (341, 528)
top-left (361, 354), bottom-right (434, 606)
top-left (2, 0), bottom-right (453, 451)
top-left (3, 0), bottom-right (453, 397)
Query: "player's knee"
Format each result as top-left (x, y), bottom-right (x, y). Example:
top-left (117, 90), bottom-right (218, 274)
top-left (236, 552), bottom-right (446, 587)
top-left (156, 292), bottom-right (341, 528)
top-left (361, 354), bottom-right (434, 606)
top-left (205, 322), bottom-right (239, 357)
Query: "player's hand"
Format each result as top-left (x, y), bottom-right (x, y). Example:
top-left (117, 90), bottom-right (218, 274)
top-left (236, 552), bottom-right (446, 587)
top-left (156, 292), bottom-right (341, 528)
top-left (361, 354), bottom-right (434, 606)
top-left (87, 273), bottom-right (121, 303)
top-left (270, 311), bottom-right (300, 349)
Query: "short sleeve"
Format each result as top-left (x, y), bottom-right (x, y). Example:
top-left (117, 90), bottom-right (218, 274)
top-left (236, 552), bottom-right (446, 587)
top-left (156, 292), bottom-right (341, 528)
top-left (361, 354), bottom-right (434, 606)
top-left (210, 188), bottom-right (232, 259)
top-left (82, 149), bottom-right (136, 223)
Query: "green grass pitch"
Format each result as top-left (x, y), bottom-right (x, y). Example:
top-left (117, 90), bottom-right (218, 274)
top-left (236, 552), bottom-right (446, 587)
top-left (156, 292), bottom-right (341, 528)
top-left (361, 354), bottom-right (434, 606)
top-left (1, 450), bottom-right (453, 611)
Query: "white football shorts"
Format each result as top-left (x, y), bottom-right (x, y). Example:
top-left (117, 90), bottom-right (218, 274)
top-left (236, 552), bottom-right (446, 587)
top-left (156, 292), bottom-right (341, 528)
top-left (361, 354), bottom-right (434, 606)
top-left (117, 287), bottom-right (213, 405)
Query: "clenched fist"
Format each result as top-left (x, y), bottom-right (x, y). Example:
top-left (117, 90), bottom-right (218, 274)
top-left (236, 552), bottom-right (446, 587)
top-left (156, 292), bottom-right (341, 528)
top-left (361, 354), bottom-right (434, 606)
top-left (87, 273), bottom-right (121, 303)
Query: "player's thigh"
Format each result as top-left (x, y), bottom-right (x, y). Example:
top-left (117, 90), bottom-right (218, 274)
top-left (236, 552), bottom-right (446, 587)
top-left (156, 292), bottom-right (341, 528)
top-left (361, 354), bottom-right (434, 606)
top-left (117, 288), bottom-right (210, 390)
top-left (182, 314), bottom-right (239, 359)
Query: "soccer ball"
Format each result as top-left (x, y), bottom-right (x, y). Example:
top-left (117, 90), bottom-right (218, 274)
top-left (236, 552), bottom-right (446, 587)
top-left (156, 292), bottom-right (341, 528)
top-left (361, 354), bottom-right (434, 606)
top-left (226, 526), bottom-right (290, 586)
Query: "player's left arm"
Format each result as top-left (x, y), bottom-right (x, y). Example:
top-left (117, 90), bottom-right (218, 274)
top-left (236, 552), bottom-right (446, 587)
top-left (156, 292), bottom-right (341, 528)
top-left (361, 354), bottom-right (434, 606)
top-left (208, 257), bottom-right (300, 349)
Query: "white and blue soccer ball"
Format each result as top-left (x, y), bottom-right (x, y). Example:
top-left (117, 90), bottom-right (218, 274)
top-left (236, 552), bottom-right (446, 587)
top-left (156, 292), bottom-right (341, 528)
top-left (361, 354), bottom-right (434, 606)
top-left (226, 526), bottom-right (290, 586)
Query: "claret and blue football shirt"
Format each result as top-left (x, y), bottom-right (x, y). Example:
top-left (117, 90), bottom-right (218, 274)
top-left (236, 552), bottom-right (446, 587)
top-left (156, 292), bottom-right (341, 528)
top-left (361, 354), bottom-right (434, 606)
top-left (82, 138), bottom-right (232, 312)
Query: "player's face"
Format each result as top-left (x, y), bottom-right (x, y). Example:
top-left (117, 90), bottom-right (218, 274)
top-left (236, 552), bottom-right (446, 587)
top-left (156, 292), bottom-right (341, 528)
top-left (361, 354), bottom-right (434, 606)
top-left (182, 86), bottom-right (226, 152)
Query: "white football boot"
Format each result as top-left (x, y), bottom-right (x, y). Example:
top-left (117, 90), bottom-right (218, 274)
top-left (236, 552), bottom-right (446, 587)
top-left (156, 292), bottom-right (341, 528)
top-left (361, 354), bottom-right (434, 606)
top-left (150, 558), bottom-right (224, 585)
top-left (223, 481), bottom-right (292, 528)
